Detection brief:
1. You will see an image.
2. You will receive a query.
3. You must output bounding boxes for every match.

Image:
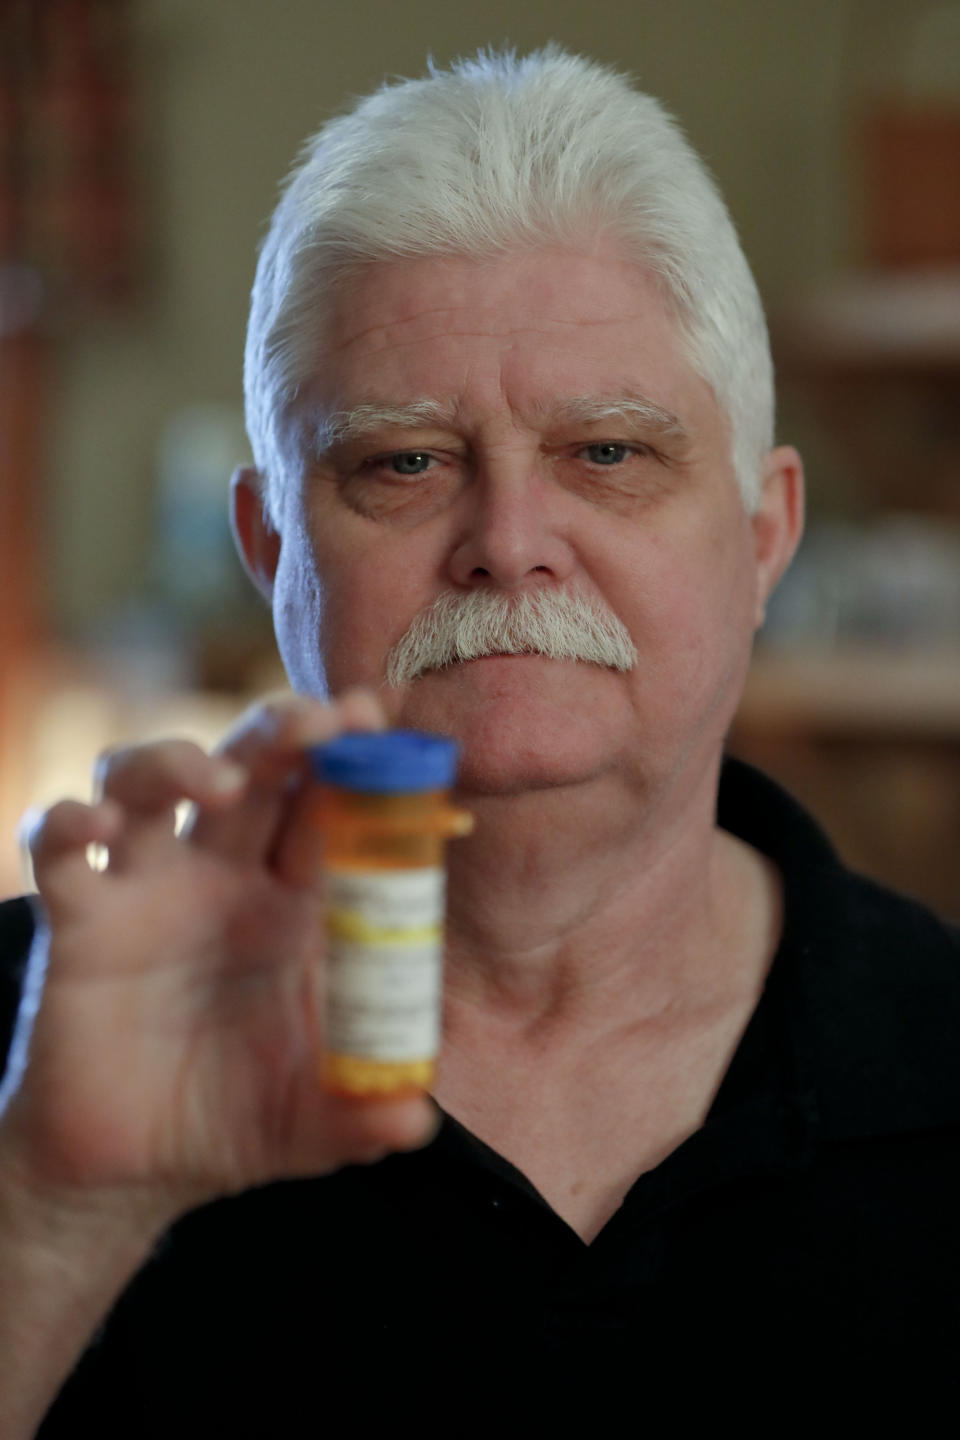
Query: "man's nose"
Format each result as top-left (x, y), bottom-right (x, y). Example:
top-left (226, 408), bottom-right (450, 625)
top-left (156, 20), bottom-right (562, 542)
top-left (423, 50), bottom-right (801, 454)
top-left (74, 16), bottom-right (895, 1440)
top-left (446, 458), bottom-right (577, 591)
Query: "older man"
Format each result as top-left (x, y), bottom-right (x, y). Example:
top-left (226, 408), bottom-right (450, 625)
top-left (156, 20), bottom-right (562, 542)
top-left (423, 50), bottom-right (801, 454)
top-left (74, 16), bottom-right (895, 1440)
top-left (1, 48), bottom-right (958, 1432)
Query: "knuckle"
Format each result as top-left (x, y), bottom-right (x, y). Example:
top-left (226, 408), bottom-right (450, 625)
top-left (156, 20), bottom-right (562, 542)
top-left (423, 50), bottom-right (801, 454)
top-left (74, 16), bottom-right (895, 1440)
top-left (21, 799), bottom-right (83, 858)
top-left (93, 743), bottom-right (142, 798)
top-left (94, 738), bottom-right (205, 803)
top-left (224, 693), bottom-right (323, 755)
top-left (92, 743), bottom-right (124, 783)
top-left (258, 692), bottom-right (316, 738)
top-left (159, 737), bottom-right (208, 772)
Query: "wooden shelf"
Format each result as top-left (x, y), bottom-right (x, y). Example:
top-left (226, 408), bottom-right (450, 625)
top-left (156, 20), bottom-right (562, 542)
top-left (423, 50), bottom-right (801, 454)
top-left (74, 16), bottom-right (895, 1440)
top-left (732, 646), bottom-right (960, 922)
top-left (736, 646), bottom-right (960, 737)
top-left (775, 268), bottom-right (960, 375)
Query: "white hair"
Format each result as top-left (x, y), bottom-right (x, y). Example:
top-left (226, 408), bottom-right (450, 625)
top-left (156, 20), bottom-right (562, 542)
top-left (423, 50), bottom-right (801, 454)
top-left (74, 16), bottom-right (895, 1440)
top-left (244, 46), bottom-right (774, 520)
top-left (386, 587), bottom-right (638, 687)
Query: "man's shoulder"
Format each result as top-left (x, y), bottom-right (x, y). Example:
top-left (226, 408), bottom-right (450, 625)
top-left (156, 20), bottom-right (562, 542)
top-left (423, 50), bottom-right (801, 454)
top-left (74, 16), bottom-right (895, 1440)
top-left (805, 860), bottom-right (960, 1054)
top-left (0, 895), bottom-right (35, 981)
top-left (720, 756), bottom-right (960, 1136)
top-left (823, 860), bottom-right (960, 958)
top-left (786, 844), bottom-right (960, 1140)
top-left (0, 892), bottom-right (35, 944)
top-left (0, 895), bottom-right (37, 1073)
top-left (721, 754), bottom-right (960, 970)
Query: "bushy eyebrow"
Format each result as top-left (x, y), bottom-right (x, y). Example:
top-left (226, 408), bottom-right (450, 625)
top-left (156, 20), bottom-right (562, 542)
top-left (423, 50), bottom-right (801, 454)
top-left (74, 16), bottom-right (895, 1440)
top-left (313, 390), bottom-right (691, 452)
top-left (317, 399), bottom-right (461, 449)
top-left (534, 392), bottom-right (692, 443)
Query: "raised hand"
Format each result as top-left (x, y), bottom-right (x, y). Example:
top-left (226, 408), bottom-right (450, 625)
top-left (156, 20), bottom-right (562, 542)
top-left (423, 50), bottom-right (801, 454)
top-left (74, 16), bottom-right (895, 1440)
top-left (1, 688), bottom-right (439, 1221)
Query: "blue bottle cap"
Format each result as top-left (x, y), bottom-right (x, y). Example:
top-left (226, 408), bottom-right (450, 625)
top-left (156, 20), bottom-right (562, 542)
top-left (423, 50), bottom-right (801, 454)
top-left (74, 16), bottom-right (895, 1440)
top-left (308, 729), bottom-right (460, 793)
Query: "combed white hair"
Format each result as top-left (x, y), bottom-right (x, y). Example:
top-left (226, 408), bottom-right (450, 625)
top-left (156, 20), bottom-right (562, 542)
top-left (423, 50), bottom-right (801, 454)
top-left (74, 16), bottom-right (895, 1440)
top-left (245, 46), bottom-right (774, 520)
top-left (385, 588), bottom-right (638, 687)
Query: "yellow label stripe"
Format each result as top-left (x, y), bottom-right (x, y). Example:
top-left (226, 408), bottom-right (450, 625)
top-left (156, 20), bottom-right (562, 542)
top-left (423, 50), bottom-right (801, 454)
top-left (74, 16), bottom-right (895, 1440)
top-left (327, 910), bottom-right (441, 945)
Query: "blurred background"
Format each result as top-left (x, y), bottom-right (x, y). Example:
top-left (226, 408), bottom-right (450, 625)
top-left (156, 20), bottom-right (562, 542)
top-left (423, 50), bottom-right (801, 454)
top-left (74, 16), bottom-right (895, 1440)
top-left (1, 0), bottom-right (959, 916)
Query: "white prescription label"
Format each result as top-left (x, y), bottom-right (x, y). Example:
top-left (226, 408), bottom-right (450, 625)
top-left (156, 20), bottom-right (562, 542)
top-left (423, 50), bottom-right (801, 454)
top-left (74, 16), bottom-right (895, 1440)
top-left (324, 867), bottom-right (445, 1061)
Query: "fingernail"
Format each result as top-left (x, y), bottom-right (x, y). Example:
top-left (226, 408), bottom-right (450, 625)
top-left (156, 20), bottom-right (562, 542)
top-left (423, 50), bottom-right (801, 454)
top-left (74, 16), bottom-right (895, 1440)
top-left (211, 762), bottom-right (247, 793)
top-left (340, 688), bottom-right (388, 729)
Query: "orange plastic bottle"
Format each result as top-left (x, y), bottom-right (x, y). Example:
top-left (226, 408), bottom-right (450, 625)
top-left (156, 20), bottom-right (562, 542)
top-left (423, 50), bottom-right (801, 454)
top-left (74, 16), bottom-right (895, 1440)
top-left (306, 730), bottom-right (472, 1099)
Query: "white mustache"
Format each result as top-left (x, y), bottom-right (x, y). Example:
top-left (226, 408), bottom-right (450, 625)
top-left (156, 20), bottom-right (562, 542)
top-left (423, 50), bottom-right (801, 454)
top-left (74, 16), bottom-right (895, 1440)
top-left (385, 589), bottom-right (638, 686)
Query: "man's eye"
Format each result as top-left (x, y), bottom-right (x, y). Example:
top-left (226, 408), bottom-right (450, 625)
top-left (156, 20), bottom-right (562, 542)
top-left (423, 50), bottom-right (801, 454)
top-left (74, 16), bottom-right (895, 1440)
top-left (582, 442), bottom-right (631, 466)
top-left (388, 452), bottom-right (432, 476)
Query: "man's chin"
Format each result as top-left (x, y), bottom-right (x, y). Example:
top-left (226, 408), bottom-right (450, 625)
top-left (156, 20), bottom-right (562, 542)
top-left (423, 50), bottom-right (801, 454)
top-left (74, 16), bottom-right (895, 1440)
top-left (392, 672), bottom-right (626, 797)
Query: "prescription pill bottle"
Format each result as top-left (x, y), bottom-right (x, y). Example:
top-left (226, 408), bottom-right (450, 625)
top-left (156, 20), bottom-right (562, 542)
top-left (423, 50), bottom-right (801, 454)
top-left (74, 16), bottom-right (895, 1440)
top-left (306, 730), bottom-right (472, 1099)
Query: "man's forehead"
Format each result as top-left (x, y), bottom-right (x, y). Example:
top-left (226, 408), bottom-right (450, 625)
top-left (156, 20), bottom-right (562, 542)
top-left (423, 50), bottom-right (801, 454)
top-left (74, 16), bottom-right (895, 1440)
top-left (289, 245), bottom-right (717, 459)
top-left (321, 242), bottom-right (686, 376)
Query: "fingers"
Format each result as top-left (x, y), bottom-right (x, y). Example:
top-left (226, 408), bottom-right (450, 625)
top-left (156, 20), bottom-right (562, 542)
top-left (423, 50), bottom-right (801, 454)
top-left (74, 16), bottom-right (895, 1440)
top-left (29, 687), bottom-right (388, 885)
top-left (95, 740), bottom-right (246, 815)
top-left (94, 740), bottom-right (247, 871)
top-left (25, 799), bottom-right (122, 912)
top-left (187, 688), bottom-right (387, 864)
top-left (215, 687), bottom-right (388, 775)
top-left (319, 1093), bottom-right (443, 1169)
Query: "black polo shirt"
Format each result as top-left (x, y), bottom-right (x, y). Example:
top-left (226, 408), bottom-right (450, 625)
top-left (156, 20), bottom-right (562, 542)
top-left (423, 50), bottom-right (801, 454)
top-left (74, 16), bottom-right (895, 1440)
top-left (2, 759), bottom-right (958, 1429)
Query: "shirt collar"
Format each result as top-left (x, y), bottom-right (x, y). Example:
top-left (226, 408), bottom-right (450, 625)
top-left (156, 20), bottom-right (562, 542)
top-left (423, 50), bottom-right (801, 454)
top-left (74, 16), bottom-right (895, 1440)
top-left (719, 756), bottom-right (960, 1143)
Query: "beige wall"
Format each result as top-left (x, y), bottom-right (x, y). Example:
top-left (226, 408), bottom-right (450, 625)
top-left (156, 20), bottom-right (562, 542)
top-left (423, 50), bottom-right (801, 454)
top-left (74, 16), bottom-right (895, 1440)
top-left (43, 0), bottom-right (957, 632)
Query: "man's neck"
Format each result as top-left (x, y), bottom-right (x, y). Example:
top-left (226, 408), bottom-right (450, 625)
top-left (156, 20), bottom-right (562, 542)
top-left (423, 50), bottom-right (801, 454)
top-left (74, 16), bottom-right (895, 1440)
top-left (440, 757), bottom-right (780, 1056)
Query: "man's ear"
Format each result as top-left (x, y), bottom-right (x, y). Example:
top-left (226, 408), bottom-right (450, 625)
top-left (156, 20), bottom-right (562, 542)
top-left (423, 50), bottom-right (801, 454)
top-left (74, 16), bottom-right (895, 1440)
top-left (750, 445), bottom-right (805, 628)
top-left (230, 466), bottom-right (282, 601)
